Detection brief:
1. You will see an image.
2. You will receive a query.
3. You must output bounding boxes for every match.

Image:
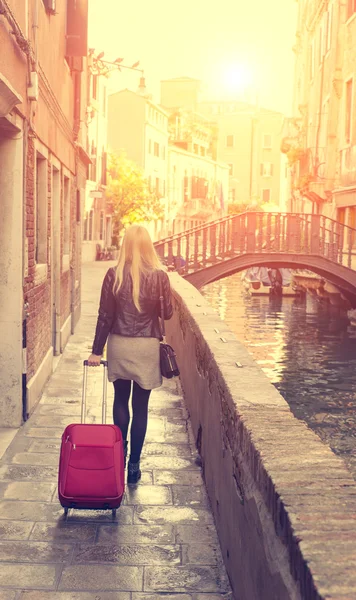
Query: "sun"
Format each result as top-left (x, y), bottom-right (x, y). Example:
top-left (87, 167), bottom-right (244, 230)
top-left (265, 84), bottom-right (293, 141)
top-left (221, 64), bottom-right (254, 95)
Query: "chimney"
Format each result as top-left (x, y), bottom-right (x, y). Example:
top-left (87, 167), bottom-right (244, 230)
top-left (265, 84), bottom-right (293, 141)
top-left (137, 75), bottom-right (146, 95)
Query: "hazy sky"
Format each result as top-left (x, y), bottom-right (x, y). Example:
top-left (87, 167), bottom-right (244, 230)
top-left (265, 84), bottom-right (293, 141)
top-left (89, 0), bottom-right (298, 115)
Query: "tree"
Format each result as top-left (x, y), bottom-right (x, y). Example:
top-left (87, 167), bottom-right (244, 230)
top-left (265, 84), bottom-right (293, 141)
top-left (106, 152), bottom-right (164, 241)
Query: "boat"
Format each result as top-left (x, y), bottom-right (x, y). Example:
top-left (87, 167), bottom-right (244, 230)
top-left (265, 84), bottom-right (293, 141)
top-left (241, 267), bottom-right (298, 297)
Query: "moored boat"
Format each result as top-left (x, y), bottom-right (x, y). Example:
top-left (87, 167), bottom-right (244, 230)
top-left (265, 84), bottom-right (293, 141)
top-left (241, 267), bottom-right (298, 297)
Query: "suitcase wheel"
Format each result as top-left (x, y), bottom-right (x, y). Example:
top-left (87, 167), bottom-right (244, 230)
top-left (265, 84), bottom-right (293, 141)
top-left (64, 508), bottom-right (69, 516)
top-left (112, 509), bottom-right (117, 519)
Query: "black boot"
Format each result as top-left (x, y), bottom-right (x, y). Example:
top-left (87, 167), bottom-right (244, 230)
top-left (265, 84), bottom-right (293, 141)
top-left (123, 441), bottom-right (128, 469)
top-left (127, 460), bottom-right (141, 484)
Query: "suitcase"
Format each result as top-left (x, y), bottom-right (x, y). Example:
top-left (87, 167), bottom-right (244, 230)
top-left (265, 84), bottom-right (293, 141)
top-left (58, 359), bottom-right (125, 518)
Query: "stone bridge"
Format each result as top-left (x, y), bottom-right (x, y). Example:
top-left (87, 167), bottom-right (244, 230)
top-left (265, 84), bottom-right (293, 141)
top-left (155, 212), bottom-right (356, 303)
top-left (166, 273), bottom-right (356, 600)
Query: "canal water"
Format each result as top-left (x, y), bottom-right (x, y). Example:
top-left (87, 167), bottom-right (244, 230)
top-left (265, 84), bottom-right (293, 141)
top-left (202, 273), bottom-right (356, 480)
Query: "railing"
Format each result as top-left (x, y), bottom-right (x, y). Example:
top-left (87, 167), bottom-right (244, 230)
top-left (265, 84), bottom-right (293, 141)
top-left (154, 212), bottom-right (356, 275)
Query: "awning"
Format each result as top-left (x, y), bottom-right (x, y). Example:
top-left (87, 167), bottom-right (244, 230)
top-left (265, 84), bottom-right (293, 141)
top-left (303, 190), bottom-right (325, 204)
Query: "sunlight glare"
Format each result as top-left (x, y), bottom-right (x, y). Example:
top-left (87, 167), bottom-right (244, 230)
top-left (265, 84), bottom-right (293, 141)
top-left (221, 63), bottom-right (253, 94)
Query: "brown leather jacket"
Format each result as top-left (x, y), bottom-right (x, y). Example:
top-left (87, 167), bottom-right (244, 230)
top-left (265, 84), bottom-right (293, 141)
top-left (92, 266), bottom-right (173, 356)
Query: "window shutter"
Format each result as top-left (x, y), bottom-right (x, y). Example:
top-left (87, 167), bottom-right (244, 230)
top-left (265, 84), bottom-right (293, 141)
top-left (184, 176), bottom-right (189, 202)
top-left (44, 0), bottom-right (56, 13)
top-left (66, 0), bottom-right (88, 57)
top-left (101, 152), bottom-right (107, 186)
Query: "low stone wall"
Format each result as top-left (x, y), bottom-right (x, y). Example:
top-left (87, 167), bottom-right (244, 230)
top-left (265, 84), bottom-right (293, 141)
top-left (167, 274), bottom-right (356, 600)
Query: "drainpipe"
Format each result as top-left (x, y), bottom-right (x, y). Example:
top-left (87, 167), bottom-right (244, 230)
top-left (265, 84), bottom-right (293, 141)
top-left (22, 300), bottom-right (29, 422)
top-left (22, 114), bottom-right (29, 421)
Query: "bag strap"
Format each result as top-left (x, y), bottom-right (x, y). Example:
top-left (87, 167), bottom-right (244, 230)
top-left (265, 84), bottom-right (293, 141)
top-left (158, 272), bottom-right (166, 341)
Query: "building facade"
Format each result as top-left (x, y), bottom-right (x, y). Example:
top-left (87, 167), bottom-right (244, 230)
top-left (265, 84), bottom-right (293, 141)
top-left (159, 78), bottom-right (285, 210)
top-left (0, 0), bottom-right (89, 426)
top-left (288, 0), bottom-right (356, 226)
top-left (165, 108), bottom-right (228, 233)
top-left (82, 67), bottom-right (112, 262)
top-left (199, 101), bottom-right (285, 209)
top-left (107, 89), bottom-right (169, 239)
top-left (167, 145), bottom-right (229, 234)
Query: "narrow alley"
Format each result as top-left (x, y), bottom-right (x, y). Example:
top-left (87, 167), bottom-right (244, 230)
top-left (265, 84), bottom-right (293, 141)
top-left (0, 261), bottom-right (231, 598)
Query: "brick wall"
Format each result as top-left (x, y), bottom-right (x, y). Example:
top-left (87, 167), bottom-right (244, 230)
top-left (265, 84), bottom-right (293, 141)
top-left (24, 137), bottom-right (52, 381)
top-left (24, 134), bottom-right (82, 380)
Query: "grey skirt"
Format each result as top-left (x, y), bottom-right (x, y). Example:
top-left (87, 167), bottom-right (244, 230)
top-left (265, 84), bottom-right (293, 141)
top-left (107, 334), bottom-right (162, 390)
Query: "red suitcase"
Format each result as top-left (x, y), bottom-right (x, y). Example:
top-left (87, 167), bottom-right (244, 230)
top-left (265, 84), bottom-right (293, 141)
top-left (58, 360), bottom-right (125, 518)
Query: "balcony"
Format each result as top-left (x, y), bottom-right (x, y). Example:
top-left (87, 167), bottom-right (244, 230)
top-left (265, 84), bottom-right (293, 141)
top-left (340, 145), bottom-right (356, 187)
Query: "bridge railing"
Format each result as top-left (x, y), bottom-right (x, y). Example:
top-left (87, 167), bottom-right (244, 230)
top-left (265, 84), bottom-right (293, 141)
top-left (154, 212), bottom-right (356, 275)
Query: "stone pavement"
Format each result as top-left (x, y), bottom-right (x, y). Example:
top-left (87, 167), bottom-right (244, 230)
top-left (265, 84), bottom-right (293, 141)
top-left (0, 261), bottom-right (232, 599)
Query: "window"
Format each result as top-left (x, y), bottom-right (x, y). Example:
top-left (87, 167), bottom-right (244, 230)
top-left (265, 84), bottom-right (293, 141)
top-left (345, 78), bottom-right (353, 144)
top-left (83, 212), bottom-right (88, 241)
top-left (99, 211), bottom-right (104, 241)
top-left (92, 75), bottom-right (98, 100)
top-left (226, 135), bottom-right (234, 147)
top-left (228, 163), bottom-right (234, 176)
top-left (309, 39), bottom-right (315, 80)
top-left (154, 142), bottom-right (159, 157)
top-left (42, 0), bottom-right (56, 14)
top-left (102, 86), bottom-right (107, 117)
top-left (319, 22), bottom-right (325, 63)
top-left (320, 97), bottom-right (329, 148)
top-left (35, 152), bottom-right (48, 264)
top-left (337, 207), bottom-right (346, 225)
top-left (326, 6), bottom-right (332, 52)
top-left (260, 162), bottom-right (274, 177)
top-left (88, 210), bottom-right (94, 241)
top-left (63, 175), bottom-right (70, 255)
top-left (347, 0), bottom-right (356, 19)
top-left (76, 189), bottom-right (81, 223)
top-left (262, 189), bottom-right (271, 203)
top-left (349, 206), bottom-right (356, 246)
top-left (263, 134), bottom-right (272, 149)
top-left (155, 177), bottom-right (160, 196)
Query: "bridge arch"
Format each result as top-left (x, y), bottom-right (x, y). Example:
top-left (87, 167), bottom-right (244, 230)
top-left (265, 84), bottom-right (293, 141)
top-left (184, 253), bottom-right (356, 305)
top-left (154, 212), bottom-right (356, 306)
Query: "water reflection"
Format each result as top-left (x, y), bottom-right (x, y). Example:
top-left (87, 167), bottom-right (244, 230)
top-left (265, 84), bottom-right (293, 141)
top-left (202, 273), bottom-right (356, 479)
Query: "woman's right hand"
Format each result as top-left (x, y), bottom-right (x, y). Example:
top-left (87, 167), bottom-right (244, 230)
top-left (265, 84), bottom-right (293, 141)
top-left (87, 353), bottom-right (102, 367)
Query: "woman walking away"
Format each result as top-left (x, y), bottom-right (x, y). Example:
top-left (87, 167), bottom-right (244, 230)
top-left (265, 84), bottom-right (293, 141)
top-left (87, 225), bottom-right (173, 484)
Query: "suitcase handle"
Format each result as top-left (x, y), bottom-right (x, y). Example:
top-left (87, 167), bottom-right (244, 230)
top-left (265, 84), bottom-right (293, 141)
top-left (82, 360), bottom-right (108, 425)
top-left (83, 360), bottom-right (108, 367)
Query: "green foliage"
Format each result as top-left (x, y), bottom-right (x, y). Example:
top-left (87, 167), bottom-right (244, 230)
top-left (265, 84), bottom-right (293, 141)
top-left (228, 197), bottom-right (264, 215)
top-left (106, 153), bottom-right (164, 236)
top-left (228, 201), bottom-right (250, 215)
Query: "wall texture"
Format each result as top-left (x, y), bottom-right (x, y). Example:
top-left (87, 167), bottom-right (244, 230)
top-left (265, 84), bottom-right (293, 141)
top-left (167, 274), bottom-right (356, 600)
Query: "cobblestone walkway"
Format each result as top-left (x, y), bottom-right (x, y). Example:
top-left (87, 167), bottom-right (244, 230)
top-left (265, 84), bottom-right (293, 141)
top-left (0, 262), bottom-right (231, 599)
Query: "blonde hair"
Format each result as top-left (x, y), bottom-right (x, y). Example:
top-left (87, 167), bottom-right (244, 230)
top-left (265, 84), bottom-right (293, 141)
top-left (113, 225), bottom-right (162, 312)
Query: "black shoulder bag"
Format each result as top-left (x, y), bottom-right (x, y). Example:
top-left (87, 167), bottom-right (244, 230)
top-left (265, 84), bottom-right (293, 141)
top-left (159, 276), bottom-right (180, 379)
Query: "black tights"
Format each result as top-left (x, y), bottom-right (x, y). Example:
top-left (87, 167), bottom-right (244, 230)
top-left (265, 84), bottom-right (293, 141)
top-left (113, 379), bottom-right (151, 463)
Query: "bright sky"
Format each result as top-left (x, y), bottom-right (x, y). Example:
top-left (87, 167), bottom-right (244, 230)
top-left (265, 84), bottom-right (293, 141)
top-left (89, 0), bottom-right (298, 115)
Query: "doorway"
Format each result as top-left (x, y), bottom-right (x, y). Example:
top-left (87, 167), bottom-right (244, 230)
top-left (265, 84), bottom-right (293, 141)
top-left (51, 165), bottom-right (61, 355)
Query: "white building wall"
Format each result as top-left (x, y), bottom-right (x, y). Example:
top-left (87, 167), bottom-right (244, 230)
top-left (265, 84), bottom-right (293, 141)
top-left (83, 75), bottom-right (111, 262)
top-left (107, 90), bottom-right (169, 241)
top-left (167, 146), bottom-right (229, 233)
